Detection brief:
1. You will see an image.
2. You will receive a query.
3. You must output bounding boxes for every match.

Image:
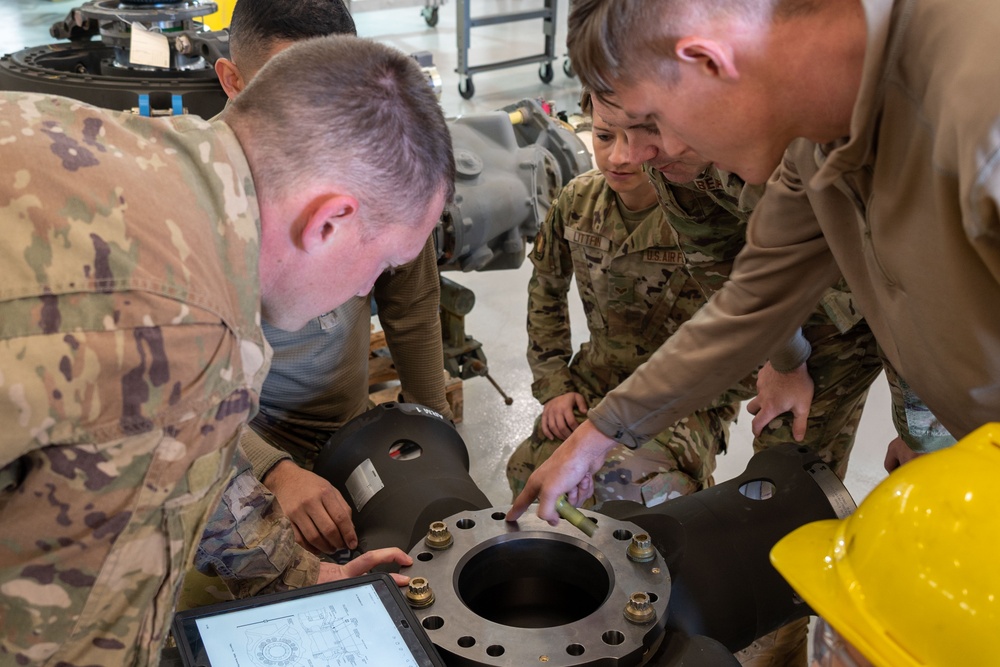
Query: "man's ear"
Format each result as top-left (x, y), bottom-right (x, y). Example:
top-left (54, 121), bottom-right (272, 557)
top-left (215, 58), bottom-right (247, 98)
top-left (299, 194), bottom-right (361, 254)
top-left (675, 37), bottom-right (740, 81)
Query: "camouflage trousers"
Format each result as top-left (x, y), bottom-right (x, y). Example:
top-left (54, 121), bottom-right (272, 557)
top-left (881, 359), bottom-right (957, 453)
top-left (0, 425), bottom-right (239, 667)
top-left (735, 617), bottom-right (809, 667)
top-left (507, 402), bottom-right (739, 506)
top-left (734, 321), bottom-right (881, 667)
top-left (509, 318), bottom-right (882, 505)
top-left (753, 318), bottom-right (883, 479)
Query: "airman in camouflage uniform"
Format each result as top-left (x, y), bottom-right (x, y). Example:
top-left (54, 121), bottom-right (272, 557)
top-left (188, 0), bottom-right (453, 567)
top-left (0, 36), bottom-right (453, 667)
top-left (0, 92), bottom-right (269, 666)
top-left (509, 75), bottom-right (949, 667)
top-left (507, 162), bottom-right (883, 502)
top-left (510, 94), bottom-right (954, 664)
top-left (195, 240), bottom-right (452, 591)
top-left (508, 170), bottom-right (743, 504)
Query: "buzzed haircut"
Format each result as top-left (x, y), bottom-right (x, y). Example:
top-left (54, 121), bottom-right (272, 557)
top-left (226, 35), bottom-right (454, 231)
top-left (568, 0), bottom-right (822, 95)
top-left (229, 0), bottom-right (357, 72)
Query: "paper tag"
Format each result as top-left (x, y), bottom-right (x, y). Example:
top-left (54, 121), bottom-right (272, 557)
top-left (345, 458), bottom-right (384, 512)
top-left (129, 23), bottom-right (171, 69)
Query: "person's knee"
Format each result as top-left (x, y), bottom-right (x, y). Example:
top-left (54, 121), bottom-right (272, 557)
top-left (593, 465), bottom-right (700, 506)
top-left (505, 435), bottom-right (560, 496)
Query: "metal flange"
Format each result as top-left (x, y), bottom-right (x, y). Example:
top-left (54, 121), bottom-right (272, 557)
top-left (401, 507), bottom-right (670, 666)
top-left (75, 0), bottom-right (217, 25)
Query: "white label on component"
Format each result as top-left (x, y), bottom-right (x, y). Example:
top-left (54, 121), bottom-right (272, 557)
top-left (129, 23), bottom-right (170, 69)
top-left (346, 458), bottom-right (384, 512)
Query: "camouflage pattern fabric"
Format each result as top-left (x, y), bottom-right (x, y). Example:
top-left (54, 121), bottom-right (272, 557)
top-left (757, 311), bottom-right (881, 478)
top-left (881, 359), bottom-right (957, 454)
top-left (597, 403), bottom-right (739, 505)
top-left (735, 616), bottom-right (809, 666)
top-left (511, 403), bottom-right (739, 506)
top-left (509, 165), bottom-right (885, 504)
top-left (192, 447), bottom-right (319, 600)
top-left (647, 168), bottom-right (883, 477)
top-left (648, 168), bottom-right (956, 465)
top-left (0, 92), bottom-right (269, 666)
top-left (185, 235), bottom-right (448, 605)
top-left (508, 170), bottom-right (743, 501)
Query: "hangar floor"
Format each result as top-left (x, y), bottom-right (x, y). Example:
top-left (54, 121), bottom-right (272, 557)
top-left (1, 0), bottom-right (893, 511)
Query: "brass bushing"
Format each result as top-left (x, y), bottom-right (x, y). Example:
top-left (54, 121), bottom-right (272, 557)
top-left (424, 520), bottom-right (454, 550)
top-left (626, 533), bottom-right (656, 563)
top-left (623, 591), bottom-right (656, 625)
top-left (406, 576), bottom-right (435, 608)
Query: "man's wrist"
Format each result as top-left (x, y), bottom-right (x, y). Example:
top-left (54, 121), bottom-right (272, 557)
top-left (578, 419), bottom-right (620, 456)
top-left (768, 329), bottom-right (811, 372)
top-left (263, 458), bottom-right (297, 489)
top-left (587, 408), bottom-right (642, 449)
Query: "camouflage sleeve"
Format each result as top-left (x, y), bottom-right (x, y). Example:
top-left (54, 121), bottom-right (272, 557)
top-left (526, 190), bottom-right (578, 405)
top-left (768, 276), bottom-right (870, 374)
top-left (882, 359), bottom-right (957, 453)
top-left (240, 427), bottom-right (292, 481)
top-left (816, 280), bottom-right (866, 332)
top-left (374, 236), bottom-right (453, 420)
top-left (194, 445), bottom-right (320, 598)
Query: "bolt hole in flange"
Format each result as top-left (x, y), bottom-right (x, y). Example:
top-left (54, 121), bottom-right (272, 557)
top-left (602, 630), bottom-right (625, 646)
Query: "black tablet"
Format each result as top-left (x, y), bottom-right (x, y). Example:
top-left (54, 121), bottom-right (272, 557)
top-left (171, 573), bottom-right (445, 667)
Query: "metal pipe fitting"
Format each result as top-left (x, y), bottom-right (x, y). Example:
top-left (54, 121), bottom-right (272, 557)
top-left (401, 508), bottom-right (669, 666)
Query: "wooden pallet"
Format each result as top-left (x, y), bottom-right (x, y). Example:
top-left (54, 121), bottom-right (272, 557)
top-left (369, 328), bottom-right (464, 423)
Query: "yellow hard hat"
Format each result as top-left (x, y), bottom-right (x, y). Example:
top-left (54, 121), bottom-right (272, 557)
top-left (770, 423), bottom-right (1000, 667)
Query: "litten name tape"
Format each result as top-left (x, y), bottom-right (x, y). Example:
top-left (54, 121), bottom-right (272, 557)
top-left (566, 229), bottom-right (611, 251)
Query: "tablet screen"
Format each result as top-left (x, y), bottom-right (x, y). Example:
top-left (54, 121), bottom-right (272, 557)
top-left (173, 574), bottom-right (443, 667)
